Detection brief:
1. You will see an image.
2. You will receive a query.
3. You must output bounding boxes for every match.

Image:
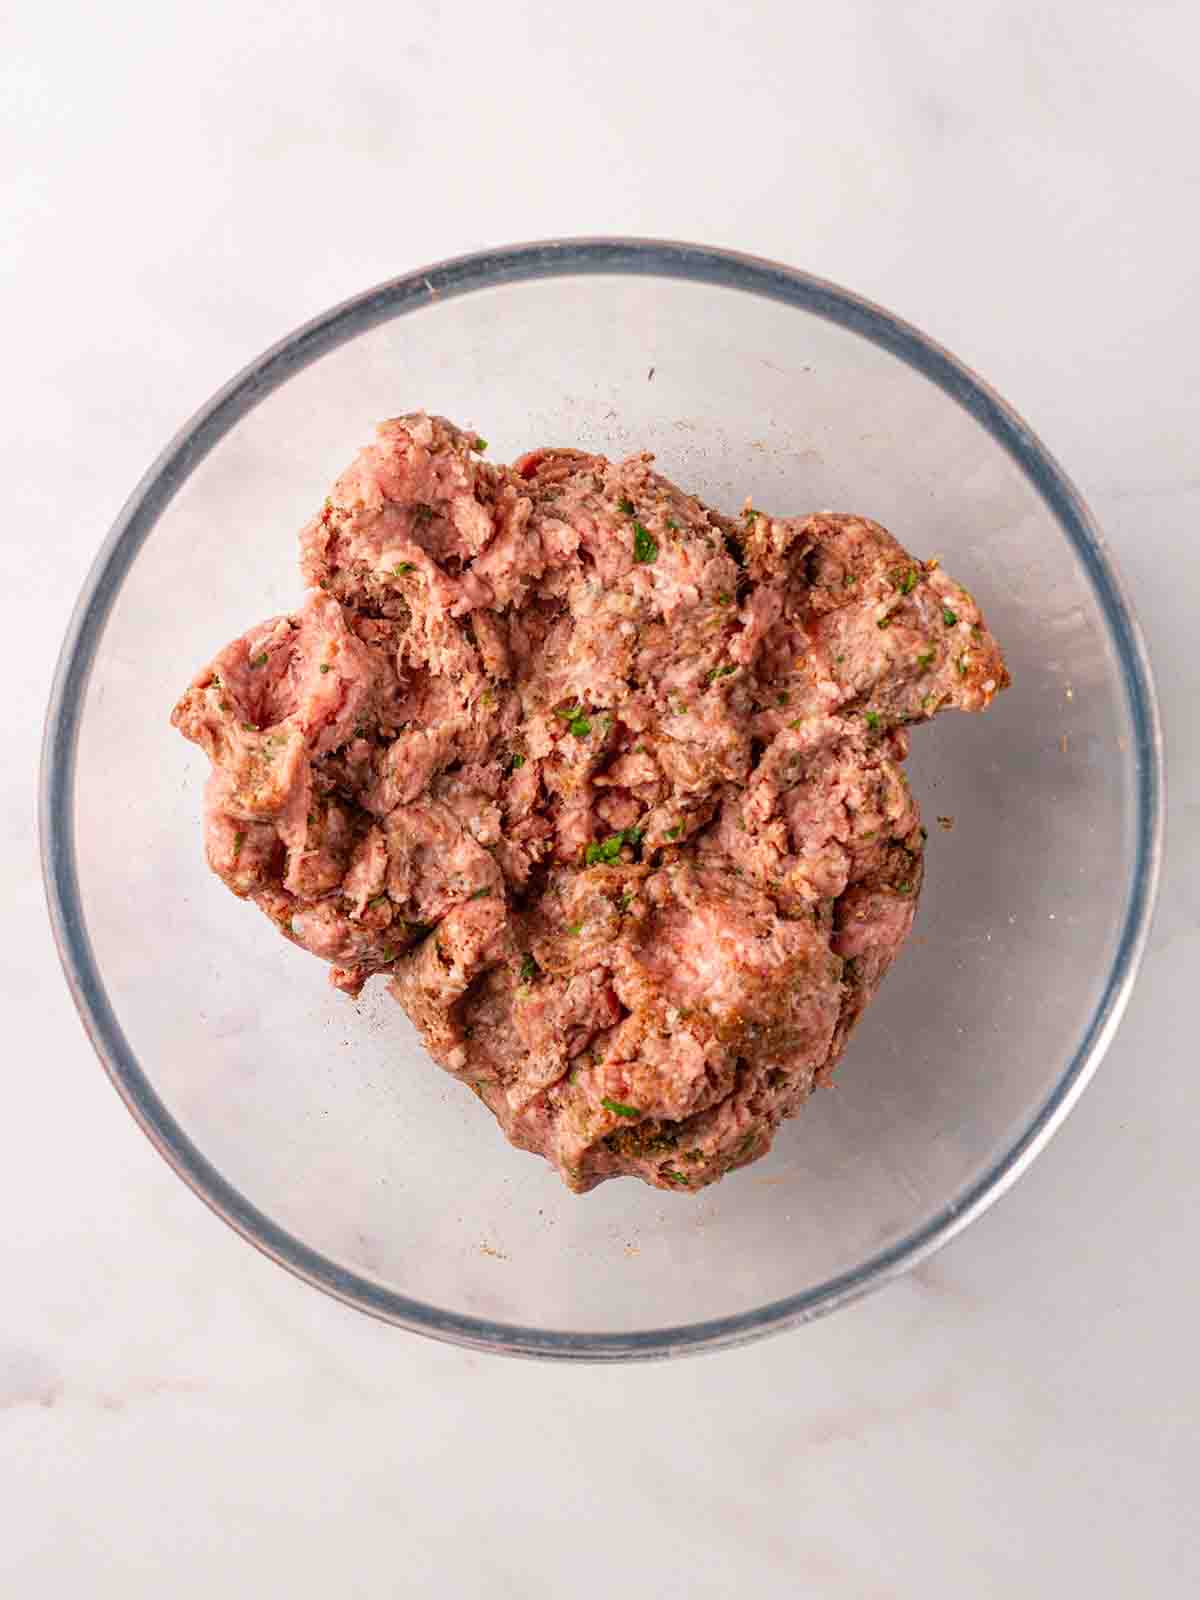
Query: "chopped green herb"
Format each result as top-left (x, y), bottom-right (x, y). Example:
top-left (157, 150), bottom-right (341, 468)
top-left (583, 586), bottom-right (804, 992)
top-left (474, 436), bottom-right (488, 451)
top-left (601, 1097), bottom-right (640, 1119)
top-left (736, 1133), bottom-right (756, 1158)
top-left (519, 954), bottom-right (538, 982)
top-left (894, 567), bottom-right (919, 594)
top-left (942, 607), bottom-right (958, 627)
top-left (715, 591), bottom-right (731, 606)
top-left (250, 652), bottom-right (268, 668)
top-left (393, 562), bottom-right (414, 575)
top-left (915, 651), bottom-right (935, 671)
top-left (666, 516), bottom-right (680, 530)
top-left (412, 503), bottom-right (435, 524)
top-left (864, 711), bottom-right (881, 730)
top-left (632, 522), bottom-right (658, 563)
top-left (744, 506), bottom-right (760, 521)
top-left (584, 827), bottom-right (643, 866)
top-left (843, 573), bottom-right (857, 588)
top-left (895, 880), bottom-right (913, 895)
top-left (663, 1169), bottom-right (690, 1185)
top-left (619, 890), bottom-right (634, 911)
top-left (777, 692), bottom-right (789, 707)
top-left (876, 615), bottom-right (892, 630)
top-left (469, 887), bottom-right (492, 901)
top-left (368, 893), bottom-right (388, 908)
top-left (566, 921), bottom-right (584, 936)
top-left (666, 822), bottom-right (683, 840)
top-left (957, 654), bottom-right (970, 678)
top-left (618, 496), bottom-right (636, 515)
top-left (507, 752), bottom-right (526, 771)
top-left (555, 703), bottom-right (592, 737)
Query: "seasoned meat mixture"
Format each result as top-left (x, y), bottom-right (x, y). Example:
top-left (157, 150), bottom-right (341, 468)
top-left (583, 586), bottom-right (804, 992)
top-left (173, 415), bottom-right (1009, 1193)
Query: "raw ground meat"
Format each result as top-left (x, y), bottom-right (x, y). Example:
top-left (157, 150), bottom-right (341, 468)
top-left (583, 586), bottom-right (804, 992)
top-left (173, 414), bottom-right (1009, 1194)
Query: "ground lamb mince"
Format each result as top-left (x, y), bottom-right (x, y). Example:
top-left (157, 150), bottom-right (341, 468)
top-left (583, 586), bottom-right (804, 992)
top-left (172, 414), bottom-right (1009, 1194)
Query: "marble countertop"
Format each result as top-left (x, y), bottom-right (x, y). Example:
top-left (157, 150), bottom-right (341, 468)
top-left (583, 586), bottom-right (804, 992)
top-left (5, 2), bottom-right (1197, 1594)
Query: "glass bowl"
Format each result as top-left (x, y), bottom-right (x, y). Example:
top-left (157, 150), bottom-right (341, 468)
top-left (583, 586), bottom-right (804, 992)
top-left (41, 240), bottom-right (1163, 1360)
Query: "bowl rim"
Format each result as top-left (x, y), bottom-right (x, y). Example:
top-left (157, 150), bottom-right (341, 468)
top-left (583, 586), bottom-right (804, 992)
top-left (40, 237), bottom-right (1165, 1361)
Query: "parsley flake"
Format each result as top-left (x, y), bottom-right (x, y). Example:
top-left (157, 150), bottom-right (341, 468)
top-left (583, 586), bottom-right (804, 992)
top-left (942, 607), bottom-right (958, 626)
top-left (584, 827), bottom-right (643, 866)
top-left (250, 652), bottom-right (268, 668)
top-left (632, 522), bottom-right (658, 563)
top-left (601, 1097), bottom-right (640, 1119)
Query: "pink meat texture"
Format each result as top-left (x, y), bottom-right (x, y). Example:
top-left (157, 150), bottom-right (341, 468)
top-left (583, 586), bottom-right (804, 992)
top-left (173, 415), bottom-right (1009, 1193)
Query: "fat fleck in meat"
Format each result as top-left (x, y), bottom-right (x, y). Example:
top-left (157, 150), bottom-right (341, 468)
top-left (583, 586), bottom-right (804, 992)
top-left (173, 414), bottom-right (1009, 1193)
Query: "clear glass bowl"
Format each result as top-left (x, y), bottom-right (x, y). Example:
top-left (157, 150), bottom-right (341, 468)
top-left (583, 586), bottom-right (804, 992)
top-left (41, 240), bottom-right (1163, 1360)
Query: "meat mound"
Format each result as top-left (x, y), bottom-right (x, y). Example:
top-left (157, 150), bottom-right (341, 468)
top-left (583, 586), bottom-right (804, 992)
top-left (172, 414), bottom-right (1009, 1193)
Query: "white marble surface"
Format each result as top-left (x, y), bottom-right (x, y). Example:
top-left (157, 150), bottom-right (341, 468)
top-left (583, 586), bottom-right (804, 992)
top-left (5, 2), bottom-right (1198, 1594)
